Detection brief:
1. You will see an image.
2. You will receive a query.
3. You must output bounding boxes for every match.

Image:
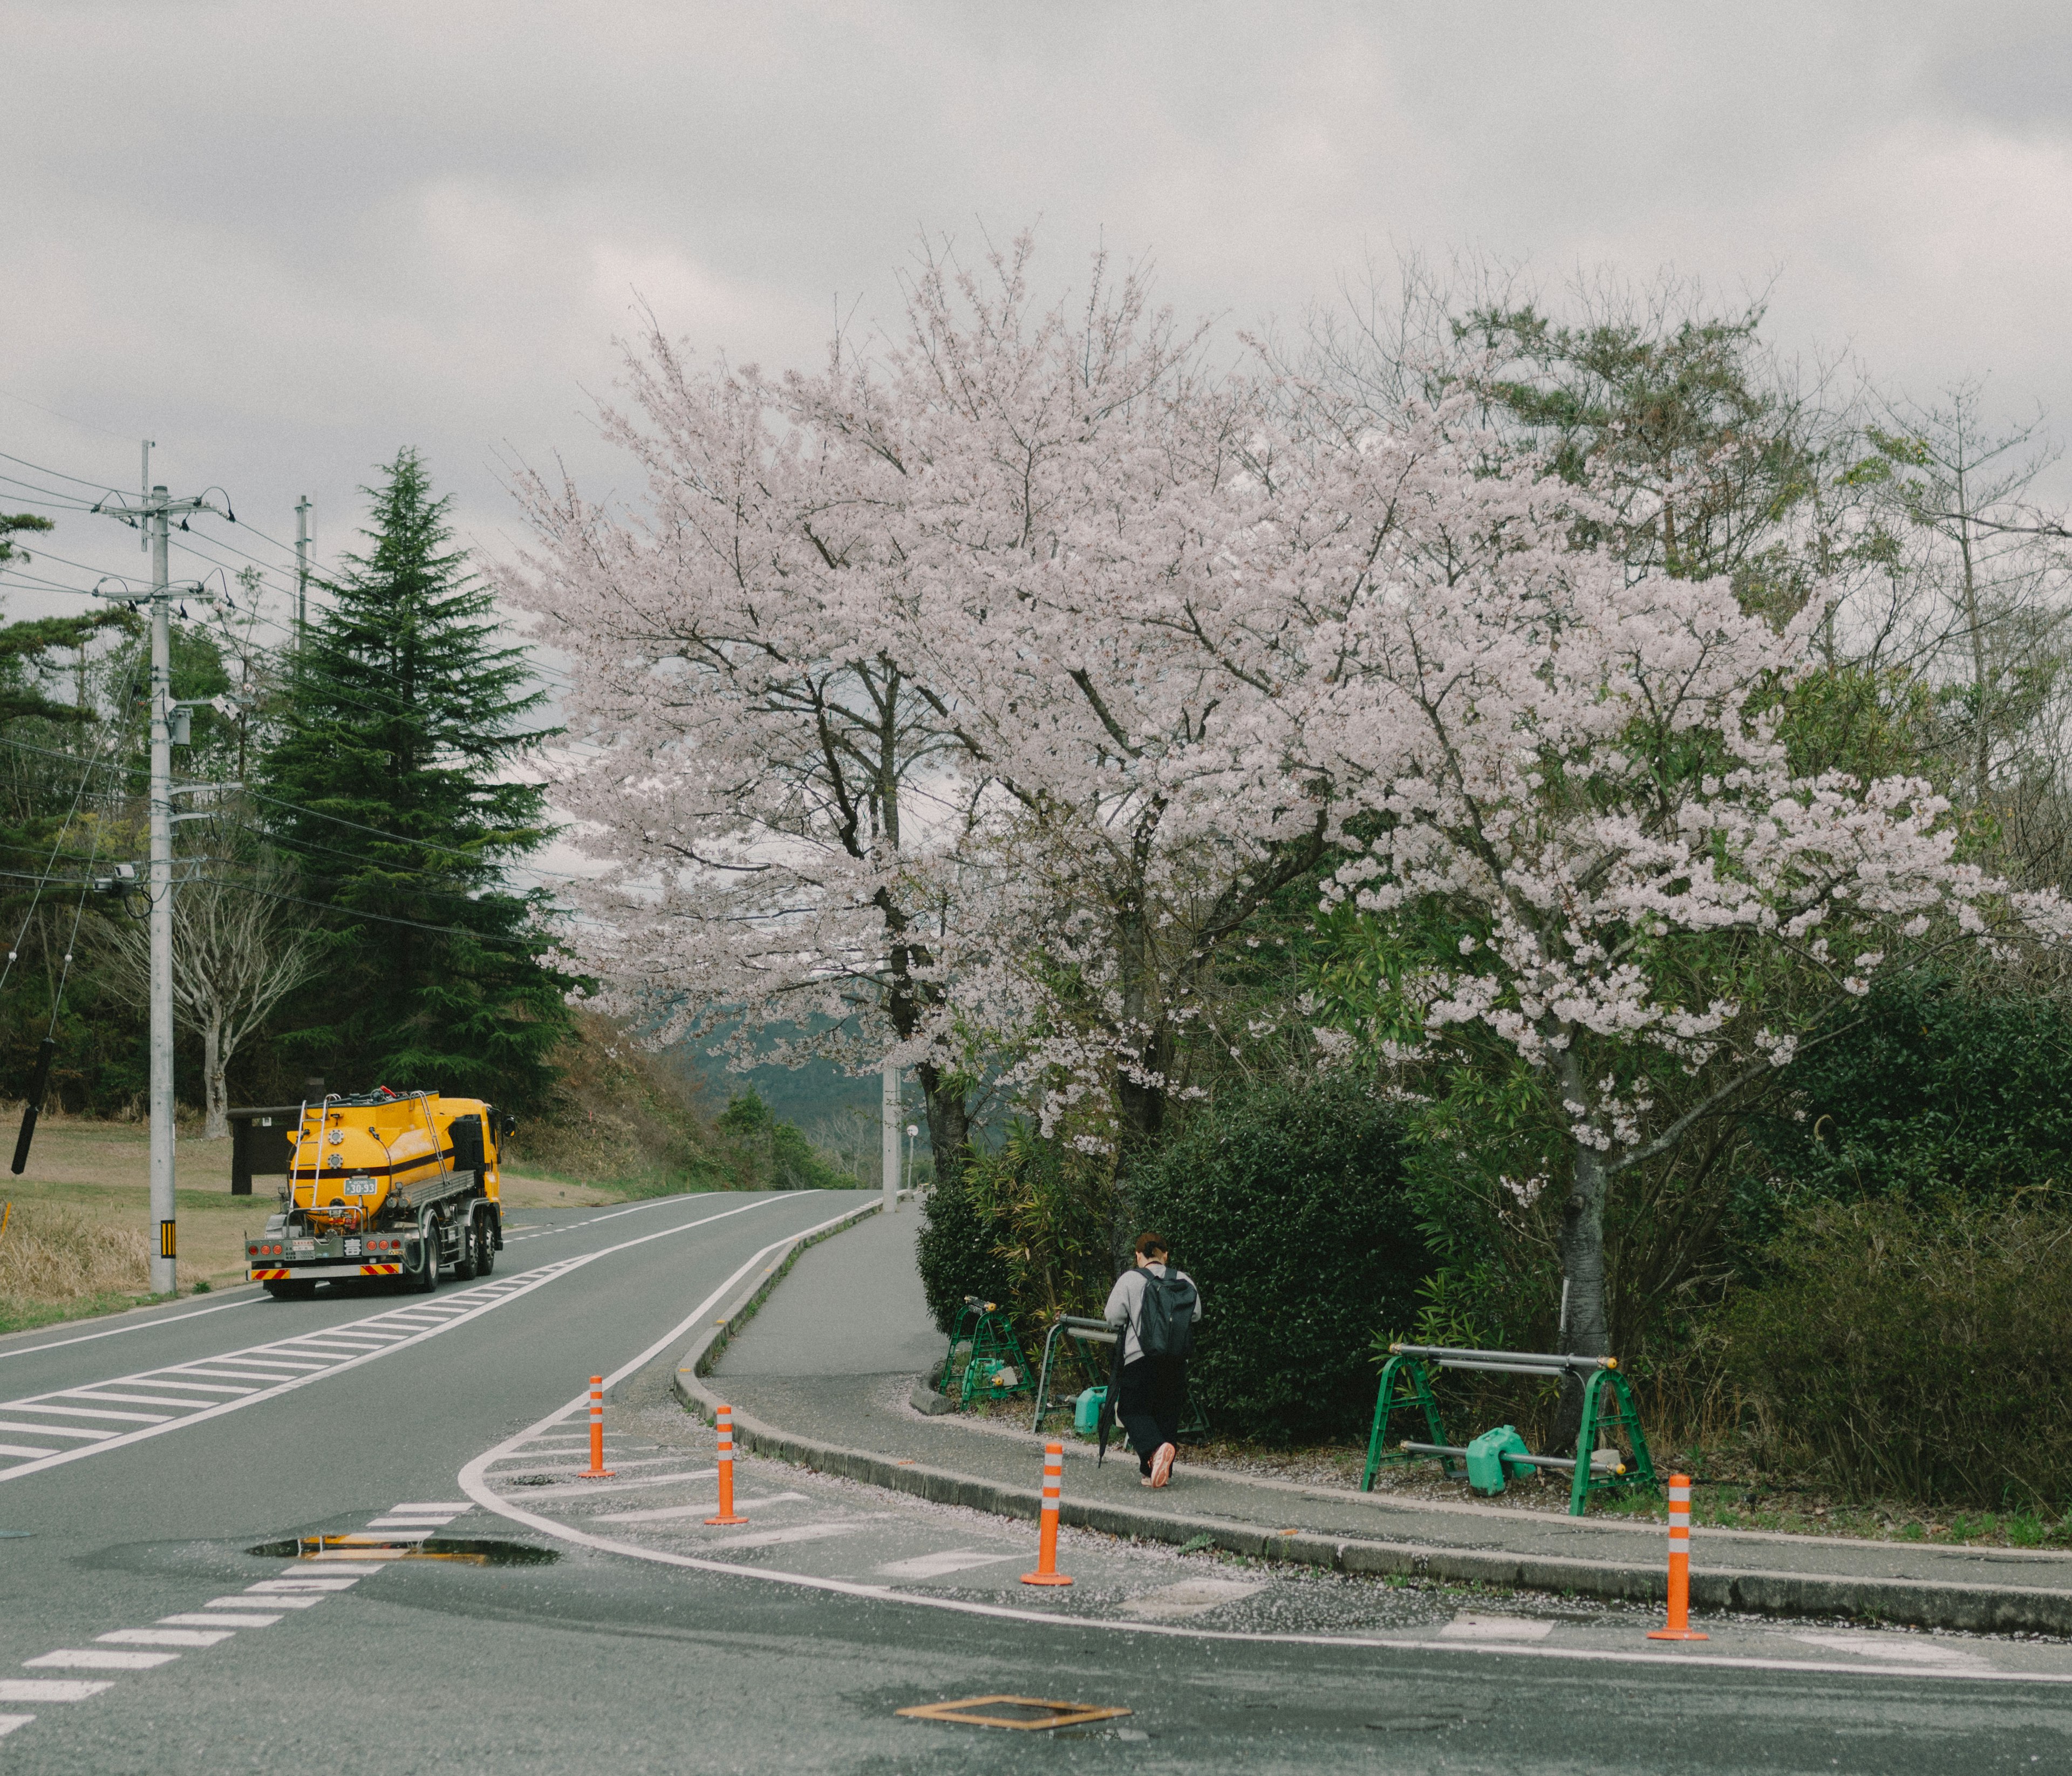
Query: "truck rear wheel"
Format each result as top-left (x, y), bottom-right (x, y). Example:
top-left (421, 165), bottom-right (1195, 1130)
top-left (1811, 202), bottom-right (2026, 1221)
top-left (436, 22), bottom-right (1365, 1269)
top-left (475, 1218), bottom-right (496, 1277)
top-left (408, 1237), bottom-right (440, 1294)
top-left (452, 1217), bottom-right (479, 1281)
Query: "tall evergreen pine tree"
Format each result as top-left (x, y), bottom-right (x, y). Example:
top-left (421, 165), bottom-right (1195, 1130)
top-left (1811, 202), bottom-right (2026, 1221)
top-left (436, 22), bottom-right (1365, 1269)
top-left (260, 451), bottom-right (571, 1108)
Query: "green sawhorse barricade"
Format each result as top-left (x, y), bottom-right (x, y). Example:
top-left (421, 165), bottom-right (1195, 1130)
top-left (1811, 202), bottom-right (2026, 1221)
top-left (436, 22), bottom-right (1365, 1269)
top-left (1361, 1342), bottom-right (1658, 1516)
top-left (1028, 1312), bottom-right (1209, 1442)
top-left (939, 1297), bottom-right (1035, 1408)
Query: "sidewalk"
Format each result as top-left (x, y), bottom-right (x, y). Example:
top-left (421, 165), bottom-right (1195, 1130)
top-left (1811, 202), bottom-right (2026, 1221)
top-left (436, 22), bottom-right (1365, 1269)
top-left (676, 1202), bottom-right (2072, 1636)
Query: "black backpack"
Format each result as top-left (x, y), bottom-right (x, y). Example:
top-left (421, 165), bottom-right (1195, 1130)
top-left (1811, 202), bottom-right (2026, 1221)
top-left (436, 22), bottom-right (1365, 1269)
top-left (1137, 1266), bottom-right (1197, 1359)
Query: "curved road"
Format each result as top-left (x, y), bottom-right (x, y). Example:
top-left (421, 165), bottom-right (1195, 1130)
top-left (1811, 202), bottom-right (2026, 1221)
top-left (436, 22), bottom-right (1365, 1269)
top-left (0, 1189), bottom-right (2067, 1773)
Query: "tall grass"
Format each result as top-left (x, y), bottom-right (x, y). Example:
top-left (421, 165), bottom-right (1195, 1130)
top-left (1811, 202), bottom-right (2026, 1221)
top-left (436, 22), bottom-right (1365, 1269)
top-left (1724, 1197), bottom-right (2072, 1509)
top-left (0, 1202), bottom-right (151, 1327)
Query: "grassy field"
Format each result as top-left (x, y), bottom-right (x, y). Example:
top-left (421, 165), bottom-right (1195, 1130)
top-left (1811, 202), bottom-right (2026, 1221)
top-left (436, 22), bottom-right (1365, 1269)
top-left (0, 1115), bottom-right (640, 1336)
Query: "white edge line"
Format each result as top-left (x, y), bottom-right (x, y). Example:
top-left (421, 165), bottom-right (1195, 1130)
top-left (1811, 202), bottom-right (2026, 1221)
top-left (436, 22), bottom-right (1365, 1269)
top-left (453, 1205), bottom-right (2072, 1692)
top-left (0, 1195), bottom-right (801, 1485)
top-left (0, 1295), bottom-right (261, 1363)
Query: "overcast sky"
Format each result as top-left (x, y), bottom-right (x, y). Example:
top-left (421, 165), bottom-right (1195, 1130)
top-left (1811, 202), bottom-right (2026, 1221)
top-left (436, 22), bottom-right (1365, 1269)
top-left (4, 1), bottom-right (2069, 631)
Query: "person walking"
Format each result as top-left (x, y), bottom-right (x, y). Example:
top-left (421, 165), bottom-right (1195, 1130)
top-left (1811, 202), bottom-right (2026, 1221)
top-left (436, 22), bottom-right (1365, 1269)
top-left (1102, 1232), bottom-right (1202, 1488)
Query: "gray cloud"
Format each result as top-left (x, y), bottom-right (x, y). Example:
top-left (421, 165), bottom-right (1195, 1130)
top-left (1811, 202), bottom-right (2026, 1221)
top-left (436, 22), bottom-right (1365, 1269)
top-left (4, 1), bottom-right (2069, 610)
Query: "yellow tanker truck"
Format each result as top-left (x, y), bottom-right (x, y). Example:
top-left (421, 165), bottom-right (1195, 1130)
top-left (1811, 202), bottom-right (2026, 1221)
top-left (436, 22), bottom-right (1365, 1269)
top-left (246, 1090), bottom-right (512, 1298)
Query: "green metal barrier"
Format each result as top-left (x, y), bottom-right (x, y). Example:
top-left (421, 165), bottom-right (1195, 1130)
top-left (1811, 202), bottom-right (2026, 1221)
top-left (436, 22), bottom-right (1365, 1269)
top-left (1361, 1342), bottom-right (1658, 1516)
top-left (939, 1297), bottom-right (1034, 1407)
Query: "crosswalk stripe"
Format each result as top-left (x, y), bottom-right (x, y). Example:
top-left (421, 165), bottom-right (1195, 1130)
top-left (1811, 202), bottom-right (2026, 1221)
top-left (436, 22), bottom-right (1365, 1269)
top-left (703, 1518), bottom-right (887, 1550)
top-left (593, 1491), bottom-right (807, 1525)
top-left (54, 1391), bottom-right (222, 1410)
top-left (0, 1421), bottom-right (111, 1441)
top-left (23, 1650), bottom-right (178, 1670)
top-left (0, 1681), bottom-right (111, 1701)
top-left (121, 1380), bottom-right (254, 1397)
top-left (0, 1444), bottom-right (56, 1459)
top-left (10, 1405), bottom-right (169, 1424)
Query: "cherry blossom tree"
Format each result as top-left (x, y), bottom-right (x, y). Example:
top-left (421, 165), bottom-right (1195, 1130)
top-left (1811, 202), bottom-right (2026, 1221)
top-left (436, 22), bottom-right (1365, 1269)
top-left (1244, 385), bottom-right (2072, 1441)
top-left (506, 239), bottom-right (1323, 1171)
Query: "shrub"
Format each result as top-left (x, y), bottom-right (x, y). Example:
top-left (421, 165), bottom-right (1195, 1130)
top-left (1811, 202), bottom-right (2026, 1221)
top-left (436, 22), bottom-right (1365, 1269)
top-left (1125, 1077), bottom-right (1428, 1444)
top-left (1754, 979), bottom-right (2072, 1210)
top-left (1722, 1196), bottom-right (2072, 1508)
top-left (917, 1163), bottom-right (1016, 1336)
top-left (715, 1088), bottom-right (857, 1190)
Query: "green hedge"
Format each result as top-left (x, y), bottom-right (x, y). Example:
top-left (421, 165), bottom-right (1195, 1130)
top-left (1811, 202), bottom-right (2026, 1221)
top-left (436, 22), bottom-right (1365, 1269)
top-left (1125, 1077), bottom-right (1428, 1444)
top-left (917, 1165), bottom-right (1017, 1336)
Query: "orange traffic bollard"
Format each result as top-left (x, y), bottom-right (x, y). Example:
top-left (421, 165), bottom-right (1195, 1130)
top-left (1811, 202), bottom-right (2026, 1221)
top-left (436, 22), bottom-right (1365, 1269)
top-left (1020, 1440), bottom-right (1073, 1587)
top-left (581, 1374), bottom-right (615, 1479)
top-left (705, 1403), bottom-right (748, 1526)
top-left (1646, 1473), bottom-right (1707, 1641)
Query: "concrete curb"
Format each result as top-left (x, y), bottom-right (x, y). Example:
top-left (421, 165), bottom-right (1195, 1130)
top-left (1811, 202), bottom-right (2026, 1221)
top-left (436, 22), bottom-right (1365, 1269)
top-left (668, 1219), bottom-right (2072, 1638)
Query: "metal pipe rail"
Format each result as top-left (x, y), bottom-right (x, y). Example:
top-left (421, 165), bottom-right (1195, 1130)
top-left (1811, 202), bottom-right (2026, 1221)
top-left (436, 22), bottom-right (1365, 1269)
top-left (1399, 1440), bottom-right (1626, 1476)
top-left (1386, 1342), bottom-right (1618, 1375)
top-left (1030, 1316), bottom-right (1122, 1433)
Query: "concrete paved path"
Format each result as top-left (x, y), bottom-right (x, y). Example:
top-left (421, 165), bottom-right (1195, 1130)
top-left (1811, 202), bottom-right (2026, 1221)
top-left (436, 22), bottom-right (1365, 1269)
top-left (711, 1203), bottom-right (2072, 1622)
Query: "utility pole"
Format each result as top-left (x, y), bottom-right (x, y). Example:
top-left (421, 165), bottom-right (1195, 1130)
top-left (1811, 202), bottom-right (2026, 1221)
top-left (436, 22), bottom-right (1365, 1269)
top-left (881, 1061), bottom-right (900, 1215)
top-left (145, 482), bottom-right (205, 1296)
top-left (294, 495), bottom-right (311, 649)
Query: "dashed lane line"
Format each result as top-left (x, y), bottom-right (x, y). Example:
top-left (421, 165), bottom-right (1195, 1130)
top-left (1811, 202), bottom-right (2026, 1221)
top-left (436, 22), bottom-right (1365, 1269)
top-left (0, 1194), bottom-right (795, 1485)
top-left (1, 1494), bottom-right (475, 1748)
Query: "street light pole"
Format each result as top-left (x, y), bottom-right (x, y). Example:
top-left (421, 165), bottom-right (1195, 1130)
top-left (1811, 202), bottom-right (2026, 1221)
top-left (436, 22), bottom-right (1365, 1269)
top-left (882, 1061), bottom-right (899, 1215)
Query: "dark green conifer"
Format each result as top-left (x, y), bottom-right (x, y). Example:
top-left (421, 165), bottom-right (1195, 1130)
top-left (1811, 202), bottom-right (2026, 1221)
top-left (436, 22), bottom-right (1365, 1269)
top-left (258, 451), bottom-right (571, 1108)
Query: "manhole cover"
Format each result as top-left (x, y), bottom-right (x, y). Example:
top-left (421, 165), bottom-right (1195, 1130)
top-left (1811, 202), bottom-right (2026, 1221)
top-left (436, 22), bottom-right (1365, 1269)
top-left (248, 1535), bottom-right (557, 1566)
top-left (897, 1696), bottom-right (1132, 1732)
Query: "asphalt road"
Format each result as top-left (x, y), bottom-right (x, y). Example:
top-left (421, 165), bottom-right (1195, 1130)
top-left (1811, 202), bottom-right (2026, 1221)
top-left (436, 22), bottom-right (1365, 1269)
top-left (2, 1189), bottom-right (2070, 1774)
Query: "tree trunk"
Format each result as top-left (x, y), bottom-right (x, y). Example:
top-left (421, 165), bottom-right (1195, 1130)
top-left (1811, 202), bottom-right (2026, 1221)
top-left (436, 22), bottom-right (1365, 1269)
top-left (917, 1060), bottom-right (969, 1190)
top-left (1548, 1054), bottom-right (1611, 1454)
top-left (202, 1018), bottom-right (229, 1140)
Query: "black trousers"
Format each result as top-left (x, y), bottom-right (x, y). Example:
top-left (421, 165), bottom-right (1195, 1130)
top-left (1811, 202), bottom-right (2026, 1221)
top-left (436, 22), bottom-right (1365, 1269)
top-left (1115, 1354), bottom-right (1185, 1474)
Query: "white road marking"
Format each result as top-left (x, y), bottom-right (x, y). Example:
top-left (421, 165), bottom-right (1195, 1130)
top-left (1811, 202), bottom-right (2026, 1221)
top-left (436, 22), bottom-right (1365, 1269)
top-left (160, 1612), bottom-right (280, 1628)
top-left (703, 1518), bottom-right (887, 1550)
top-left (24, 1650), bottom-right (178, 1670)
top-left (0, 1444), bottom-right (55, 1459)
top-left (56, 1390), bottom-right (221, 1408)
top-left (1793, 1632), bottom-right (1989, 1668)
top-left (876, 1549), bottom-right (1025, 1580)
top-left (0, 1682), bottom-right (111, 1701)
top-left (1118, 1578), bottom-right (1270, 1620)
top-left (593, 1492), bottom-right (809, 1525)
top-left (208, 1594), bottom-right (321, 1609)
top-left (0, 1715), bottom-right (31, 1739)
top-left (97, 1629), bottom-right (234, 1648)
top-left (390, 1501), bottom-right (471, 1511)
top-left (0, 1195), bottom-right (793, 1485)
top-left (246, 1578), bottom-right (361, 1593)
top-left (121, 1380), bottom-right (254, 1397)
top-left (488, 1466), bottom-right (719, 1498)
top-left (1440, 1614), bottom-right (1556, 1642)
top-left (0, 1295), bottom-right (257, 1363)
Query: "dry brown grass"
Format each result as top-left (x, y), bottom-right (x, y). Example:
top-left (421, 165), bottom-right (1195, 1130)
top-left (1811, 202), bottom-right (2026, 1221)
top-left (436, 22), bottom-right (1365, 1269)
top-left (0, 1200), bottom-right (149, 1302)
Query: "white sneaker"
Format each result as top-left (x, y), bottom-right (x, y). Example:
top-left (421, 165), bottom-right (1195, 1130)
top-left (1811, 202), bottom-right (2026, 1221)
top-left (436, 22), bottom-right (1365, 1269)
top-left (1150, 1443), bottom-right (1176, 1488)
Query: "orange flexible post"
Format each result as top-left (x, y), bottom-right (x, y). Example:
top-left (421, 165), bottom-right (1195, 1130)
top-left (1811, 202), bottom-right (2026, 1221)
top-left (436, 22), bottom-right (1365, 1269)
top-left (582, 1374), bottom-right (615, 1479)
top-left (1020, 1441), bottom-right (1073, 1587)
top-left (705, 1403), bottom-right (748, 1526)
top-left (1646, 1473), bottom-right (1707, 1641)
